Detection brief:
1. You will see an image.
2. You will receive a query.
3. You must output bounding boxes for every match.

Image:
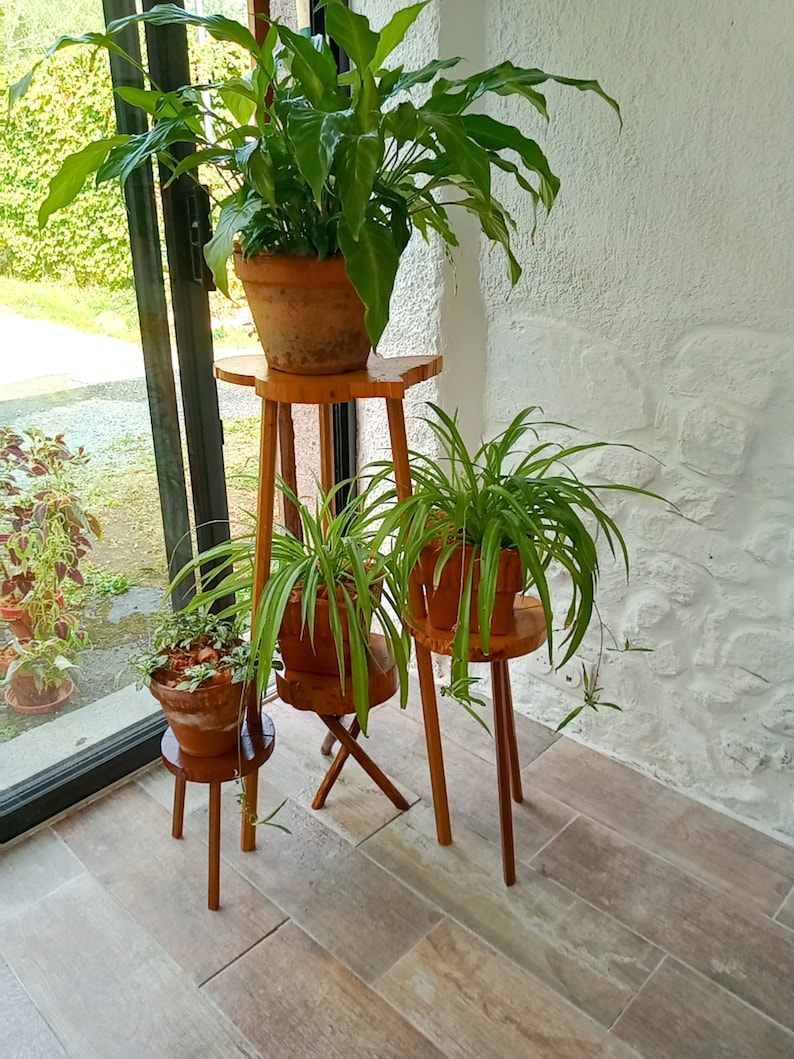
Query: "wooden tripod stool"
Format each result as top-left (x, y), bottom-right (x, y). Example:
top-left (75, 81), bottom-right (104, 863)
top-left (215, 352), bottom-right (452, 840)
top-left (406, 597), bottom-right (548, 885)
top-left (276, 635), bottom-right (409, 811)
top-left (161, 715), bottom-right (275, 910)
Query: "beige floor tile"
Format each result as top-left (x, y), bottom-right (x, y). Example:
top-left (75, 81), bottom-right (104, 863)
top-left (0, 874), bottom-right (259, 1058)
top-left (0, 956), bottom-right (68, 1059)
top-left (613, 957), bottom-right (794, 1058)
top-left (535, 815), bottom-right (794, 1033)
top-left (0, 828), bottom-right (85, 925)
top-left (205, 920), bottom-right (443, 1059)
top-left (363, 800), bottom-right (660, 1027)
top-left (525, 739), bottom-right (794, 914)
top-left (56, 782), bottom-right (287, 983)
top-left (377, 917), bottom-right (636, 1058)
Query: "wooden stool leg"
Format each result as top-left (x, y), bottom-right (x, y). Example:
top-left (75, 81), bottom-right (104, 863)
top-left (313, 719), bottom-right (360, 809)
top-left (322, 716), bottom-right (410, 811)
top-left (172, 774), bottom-right (186, 839)
top-left (241, 768), bottom-right (259, 853)
top-left (491, 660), bottom-right (516, 886)
top-left (386, 396), bottom-right (452, 846)
top-left (208, 781), bottom-right (222, 911)
top-left (500, 663), bottom-right (523, 803)
top-left (278, 403), bottom-right (302, 540)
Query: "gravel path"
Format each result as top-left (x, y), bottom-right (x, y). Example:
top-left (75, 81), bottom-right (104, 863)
top-left (0, 311), bottom-right (260, 463)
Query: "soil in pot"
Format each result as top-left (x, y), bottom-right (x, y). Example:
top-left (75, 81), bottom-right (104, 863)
top-left (417, 544), bottom-right (524, 635)
top-left (5, 675), bottom-right (75, 715)
top-left (148, 641), bottom-right (252, 757)
top-left (234, 251), bottom-right (371, 376)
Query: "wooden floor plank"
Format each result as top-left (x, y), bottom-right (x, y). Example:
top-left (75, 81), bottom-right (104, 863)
top-left (0, 957), bottom-right (68, 1059)
top-left (524, 739), bottom-right (794, 914)
top-left (612, 957), bottom-right (794, 1058)
top-left (0, 828), bottom-right (85, 926)
top-left (56, 782), bottom-right (287, 984)
top-left (0, 874), bottom-right (259, 1059)
top-left (534, 815), bottom-right (794, 1033)
top-left (363, 800), bottom-right (660, 1027)
top-left (377, 918), bottom-right (636, 1058)
top-left (205, 920), bottom-right (444, 1059)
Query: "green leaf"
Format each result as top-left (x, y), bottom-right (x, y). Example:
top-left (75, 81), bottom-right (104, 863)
top-left (372, 2), bottom-right (431, 69)
top-left (422, 110), bottom-right (491, 199)
top-left (38, 136), bottom-right (130, 228)
top-left (108, 5), bottom-right (261, 55)
top-left (284, 104), bottom-right (351, 200)
top-left (388, 57), bottom-right (463, 97)
top-left (204, 194), bottom-right (260, 296)
top-left (96, 118), bottom-right (198, 187)
top-left (461, 113), bottom-right (559, 210)
top-left (245, 145), bottom-right (276, 207)
top-left (219, 79), bottom-right (258, 126)
top-left (277, 25), bottom-right (340, 107)
top-left (338, 216), bottom-right (400, 348)
top-left (336, 132), bottom-right (383, 238)
top-left (114, 87), bottom-right (169, 117)
top-left (325, 4), bottom-right (379, 71)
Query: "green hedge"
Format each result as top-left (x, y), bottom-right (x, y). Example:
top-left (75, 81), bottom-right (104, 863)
top-left (0, 49), bottom-right (133, 288)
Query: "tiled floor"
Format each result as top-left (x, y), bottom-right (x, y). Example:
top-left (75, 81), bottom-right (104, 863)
top-left (3, 687), bottom-right (794, 1058)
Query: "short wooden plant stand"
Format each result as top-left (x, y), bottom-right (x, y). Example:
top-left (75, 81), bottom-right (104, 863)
top-left (161, 715), bottom-right (275, 910)
top-left (406, 597), bottom-right (548, 886)
top-left (215, 353), bottom-right (452, 828)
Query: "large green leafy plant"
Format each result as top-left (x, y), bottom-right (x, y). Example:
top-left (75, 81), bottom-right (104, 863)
top-left (380, 405), bottom-right (660, 727)
top-left (11, 1), bottom-right (619, 345)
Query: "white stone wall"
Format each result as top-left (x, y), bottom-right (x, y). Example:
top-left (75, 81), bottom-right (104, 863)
top-left (357, 0), bottom-right (794, 838)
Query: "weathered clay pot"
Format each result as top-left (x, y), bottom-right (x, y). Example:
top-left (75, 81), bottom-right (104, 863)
top-left (417, 544), bottom-right (524, 634)
top-left (5, 676), bottom-right (74, 715)
top-left (278, 591), bottom-right (352, 676)
top-left (0, 600), bottom-right (32, 640)
top-left (233, 250), bottom-right (371, 375)
top-left (149, 675), bottom-right (252, 758)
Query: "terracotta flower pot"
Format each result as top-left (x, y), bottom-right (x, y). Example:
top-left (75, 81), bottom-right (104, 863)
top-left (278, 590), bottom-right (353, 676)
top-left (5, 675), bottom-right (75, 715)
top-left (417, 543), bottom-right (524, 634)
top-left (149, 674), bottom-right (252, 758)
top-left (233, 250), bottom-right (371, 375)
top-left (0, 600), bottom-right (32, 640)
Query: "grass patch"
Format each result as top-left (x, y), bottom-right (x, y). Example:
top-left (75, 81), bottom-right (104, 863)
top-left (0, 277), bottom-right (140, 342)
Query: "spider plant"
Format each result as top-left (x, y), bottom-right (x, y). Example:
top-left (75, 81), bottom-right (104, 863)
top-left (380, 403), bottom-right (660, 722)
top-left (170, 473), bottom-right (410, 735)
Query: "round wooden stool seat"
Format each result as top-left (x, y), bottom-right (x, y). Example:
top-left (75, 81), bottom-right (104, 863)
top-left (275, 635), bottom-right (397, 716)
top-left (161, 715), bottom-right (275, 910)
top-left (404, 595), bottom-right (548, 662)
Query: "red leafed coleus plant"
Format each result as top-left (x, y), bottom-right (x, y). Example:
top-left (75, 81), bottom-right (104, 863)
top-left (0, 428), bottom-right (99, 644)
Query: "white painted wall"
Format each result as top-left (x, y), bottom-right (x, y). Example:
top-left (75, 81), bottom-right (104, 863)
top-left (358, 0), bottom-right (794, 839)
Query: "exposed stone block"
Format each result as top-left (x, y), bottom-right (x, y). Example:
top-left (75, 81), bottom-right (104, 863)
top-left (678, 404), bottom-right (754, 478)
top-left (745, 521), bottom-right (792, 565)
top-left (723, 627), bottom-right (794, 684)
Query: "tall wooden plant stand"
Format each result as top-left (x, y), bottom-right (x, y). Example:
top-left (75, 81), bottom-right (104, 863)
top-left (215, 353), bottom-right (452, 837)
top-left (406, 597), bottom-right (548, 885)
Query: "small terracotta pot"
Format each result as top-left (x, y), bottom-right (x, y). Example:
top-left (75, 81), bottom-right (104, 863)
top-left (149, 675), bottom-right (251, 758)
top-left (278, 591), bottom-right (353, 676)
top-left (0, 601), bottom-right (32, 640)
top-left (234, 250), bottom-right (371, 375)
top-left (417, 544), bottom-right (524, 634)
top-left (0, 642), bottom-right (16, 678)
top-left (5, 676), bottom-right (75, 715)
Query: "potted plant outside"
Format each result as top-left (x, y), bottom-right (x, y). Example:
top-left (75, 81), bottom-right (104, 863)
top-left (380, 404), bottom-right (662, 728)
top-left (168, 475), bottom-right (410, 735)
top-left (132, 611), bottom-right (253, 758)
top-left (2, 637), bottom-right (78, 714)
top-left (12, 2), bottom-right (620, 374)
top-left (0, 429), bottom-right (99, 644)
